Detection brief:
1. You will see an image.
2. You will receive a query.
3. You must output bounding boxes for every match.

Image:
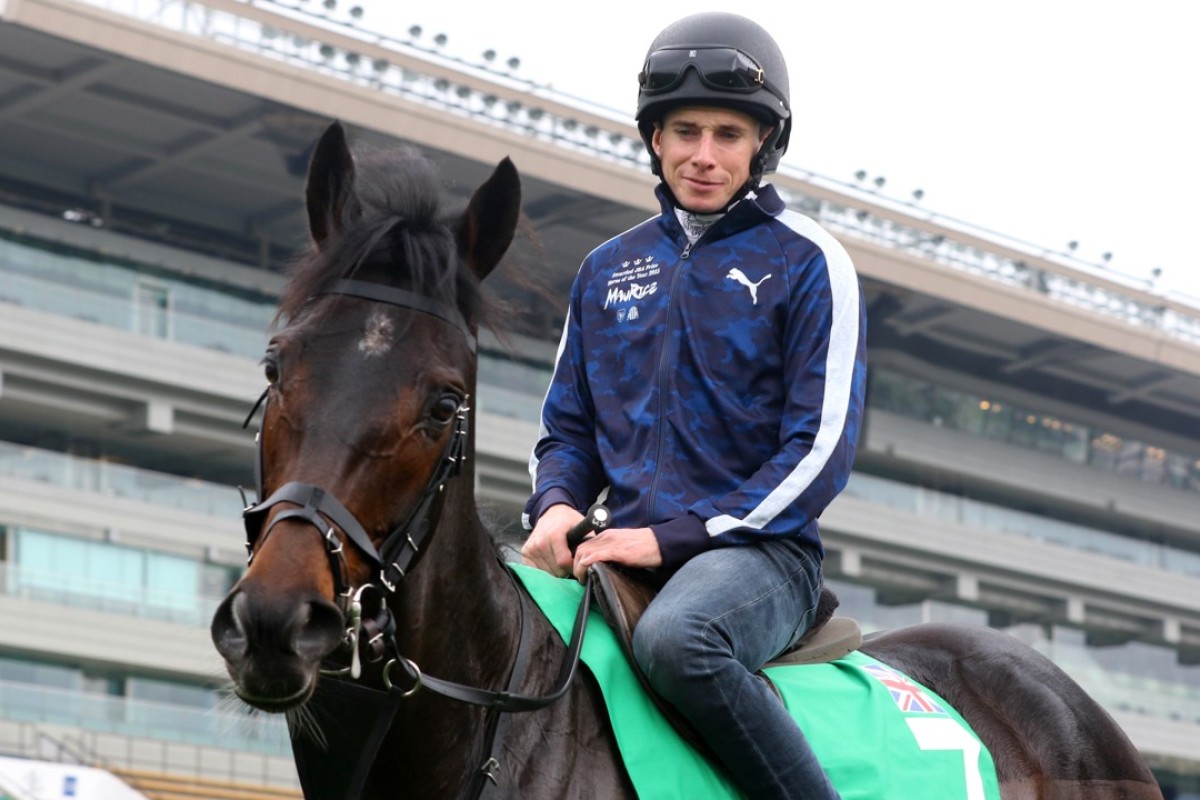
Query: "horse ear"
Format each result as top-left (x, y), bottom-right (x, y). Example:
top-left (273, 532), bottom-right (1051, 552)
top-left (305, 121), bottom-right (362, 248)
top-left (457, 157), bottom-right (521, 281)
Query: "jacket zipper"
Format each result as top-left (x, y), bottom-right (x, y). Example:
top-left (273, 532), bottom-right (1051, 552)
top-left (647, 235), bottom-right (699, 520)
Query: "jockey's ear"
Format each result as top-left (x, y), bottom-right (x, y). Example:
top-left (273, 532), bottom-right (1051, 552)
top-left (651, 124), bottom-right (664, 159)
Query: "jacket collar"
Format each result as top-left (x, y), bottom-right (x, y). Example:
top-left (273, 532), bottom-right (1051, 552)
top-left (656, 183), bottom-right (783, 242)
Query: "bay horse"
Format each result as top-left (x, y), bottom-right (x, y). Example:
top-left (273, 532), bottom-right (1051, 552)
top-left (210, 121), bottom-right (1163, 800)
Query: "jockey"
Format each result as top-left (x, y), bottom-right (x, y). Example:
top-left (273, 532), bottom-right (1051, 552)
top-left (522, 12), bottom-right (867, 798)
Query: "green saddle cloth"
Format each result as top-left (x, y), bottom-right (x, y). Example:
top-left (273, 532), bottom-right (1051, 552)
top-left (510, 563), bottom-right (1002, 800)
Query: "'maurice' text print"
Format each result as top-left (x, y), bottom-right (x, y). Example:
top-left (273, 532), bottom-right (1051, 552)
top-left (604, 256), bottom-right (661, 309)
top-left (605, 281), bottom-right (657, 308)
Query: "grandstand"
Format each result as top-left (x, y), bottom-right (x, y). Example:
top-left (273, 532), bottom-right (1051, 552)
top-left (0, 0), bottom-right (1197, 796)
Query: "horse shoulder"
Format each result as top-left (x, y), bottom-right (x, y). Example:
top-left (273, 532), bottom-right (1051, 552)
top-left (497, 609), bottom-right (636, 799)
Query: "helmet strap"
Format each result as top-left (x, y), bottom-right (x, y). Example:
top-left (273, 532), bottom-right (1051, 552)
top-left (751, 123), bottom-right (786, 180)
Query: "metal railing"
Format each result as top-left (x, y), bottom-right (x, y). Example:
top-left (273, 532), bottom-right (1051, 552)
top-left (0, 238), bottom-right (274, 360)
top-left (0, 682), bottom-right (289, 757)
top-left (800, 193), bottom-right (1200, 346)
top-left (0, 441), bottom-right (242, 519)
top-left (842, 472), bottom-right (1200, 580)
top-left (0, 244), bottom-right (549, 421)
top-left (0, 719), bottom-right (297, 789)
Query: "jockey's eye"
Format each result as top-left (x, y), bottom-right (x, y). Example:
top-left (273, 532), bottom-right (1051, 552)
top-left (429, 393), bottom-right (461, 425)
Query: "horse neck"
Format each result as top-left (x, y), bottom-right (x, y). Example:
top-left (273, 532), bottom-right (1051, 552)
top-left (390, 432), bottom-right (520, 679)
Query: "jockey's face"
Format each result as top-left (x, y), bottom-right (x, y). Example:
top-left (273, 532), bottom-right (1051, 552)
top-left (652, 106), bottom-right (769, 213)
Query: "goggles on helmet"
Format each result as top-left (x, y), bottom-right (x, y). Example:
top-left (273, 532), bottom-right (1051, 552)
top-left (639, 46), bottom-right (772, 95)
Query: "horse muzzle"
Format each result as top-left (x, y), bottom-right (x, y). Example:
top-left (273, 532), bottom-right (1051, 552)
top-left (211, 583), bottom-right (345, 711)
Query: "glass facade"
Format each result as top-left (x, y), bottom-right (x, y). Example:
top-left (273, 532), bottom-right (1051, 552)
top-left (477, 352), bottom-right (553, 422)
top-left (842, 472), bottom-right (1200, 579)
top-left (869, 367), bottom-right (1200, 496)
top-left (6, 527), bottom-right (236, 628)
top-left (0, 232), bottom-right (275, 359)
top-left (0, 530), bottom-right (260, 752)
top-left (1, 230), bottom-right (552, 423)
top-left (0, 441), bottom-right (244, 519)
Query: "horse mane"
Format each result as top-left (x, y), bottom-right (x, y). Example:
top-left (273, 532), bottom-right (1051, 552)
top-left (275, 144), bottom-right (488, 331)
top-left (274, 135), bottom-right (560, 366)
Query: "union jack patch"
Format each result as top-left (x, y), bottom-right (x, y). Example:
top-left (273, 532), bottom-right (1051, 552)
top-left (863, 663), bottom-right (946, 714)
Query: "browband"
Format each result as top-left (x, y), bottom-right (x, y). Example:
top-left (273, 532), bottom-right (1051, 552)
top-left (316, 278), bottom-right (476, 353)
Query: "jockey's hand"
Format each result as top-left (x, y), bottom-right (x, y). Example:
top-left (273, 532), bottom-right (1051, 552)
top-left (572, 527), bottom-right (662, 582)
top-left (521, 503), bottom-right (581, 578)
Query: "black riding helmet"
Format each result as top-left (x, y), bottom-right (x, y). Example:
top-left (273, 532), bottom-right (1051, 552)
top-left (636, 12), bottom-right (792, 184)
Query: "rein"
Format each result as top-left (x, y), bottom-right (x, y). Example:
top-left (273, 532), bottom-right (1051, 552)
top-left (240, 279), bottom-right (594, 798)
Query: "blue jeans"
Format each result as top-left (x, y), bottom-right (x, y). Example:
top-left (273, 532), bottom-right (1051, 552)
top-left (631, 539), bottom-right (841, 800)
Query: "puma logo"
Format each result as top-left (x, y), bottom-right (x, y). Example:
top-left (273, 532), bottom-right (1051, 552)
top-left (726, 268), bottom-right (772, 305)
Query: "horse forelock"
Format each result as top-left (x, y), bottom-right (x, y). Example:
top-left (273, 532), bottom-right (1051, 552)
top-left (276, 148), bottom-right (485, 333)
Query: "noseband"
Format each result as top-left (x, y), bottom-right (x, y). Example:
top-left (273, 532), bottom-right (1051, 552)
top-left (242, 392), bottom-right (470, 596)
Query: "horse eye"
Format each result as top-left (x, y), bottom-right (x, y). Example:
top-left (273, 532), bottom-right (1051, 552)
top-left (263, 357), bottom-right (280, 385)
top-left (430, 394), bottom-right (461, 424)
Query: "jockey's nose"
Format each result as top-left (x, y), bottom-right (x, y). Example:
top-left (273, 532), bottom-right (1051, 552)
top-left (690, 132), bottom-right (718, 166)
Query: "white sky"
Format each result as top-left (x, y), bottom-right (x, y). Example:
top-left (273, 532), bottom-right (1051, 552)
top-left (364, 1), bottom-right (1199, 301)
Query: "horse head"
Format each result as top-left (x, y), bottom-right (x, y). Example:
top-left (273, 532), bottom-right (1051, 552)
top-left (210, 122), bottom-right (520, 711)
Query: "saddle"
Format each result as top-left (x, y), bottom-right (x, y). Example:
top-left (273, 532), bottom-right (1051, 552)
top-left (587, 562), bottom-right (862, 759)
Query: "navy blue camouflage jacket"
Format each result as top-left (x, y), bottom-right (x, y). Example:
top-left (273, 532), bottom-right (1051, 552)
top-left (524, 183), bottom-right (867, 571)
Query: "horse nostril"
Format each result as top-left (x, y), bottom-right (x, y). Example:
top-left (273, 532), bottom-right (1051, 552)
top-left (290, 598), bottom-right (345, 661)
top-left (211, 591), bottom-right (249, 662)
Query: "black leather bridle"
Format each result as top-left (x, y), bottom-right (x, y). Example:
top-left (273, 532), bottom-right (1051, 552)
top-left (238, 278), bottom-right (593, 799)
top-left (240, 278), bottom-right (475, 639)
